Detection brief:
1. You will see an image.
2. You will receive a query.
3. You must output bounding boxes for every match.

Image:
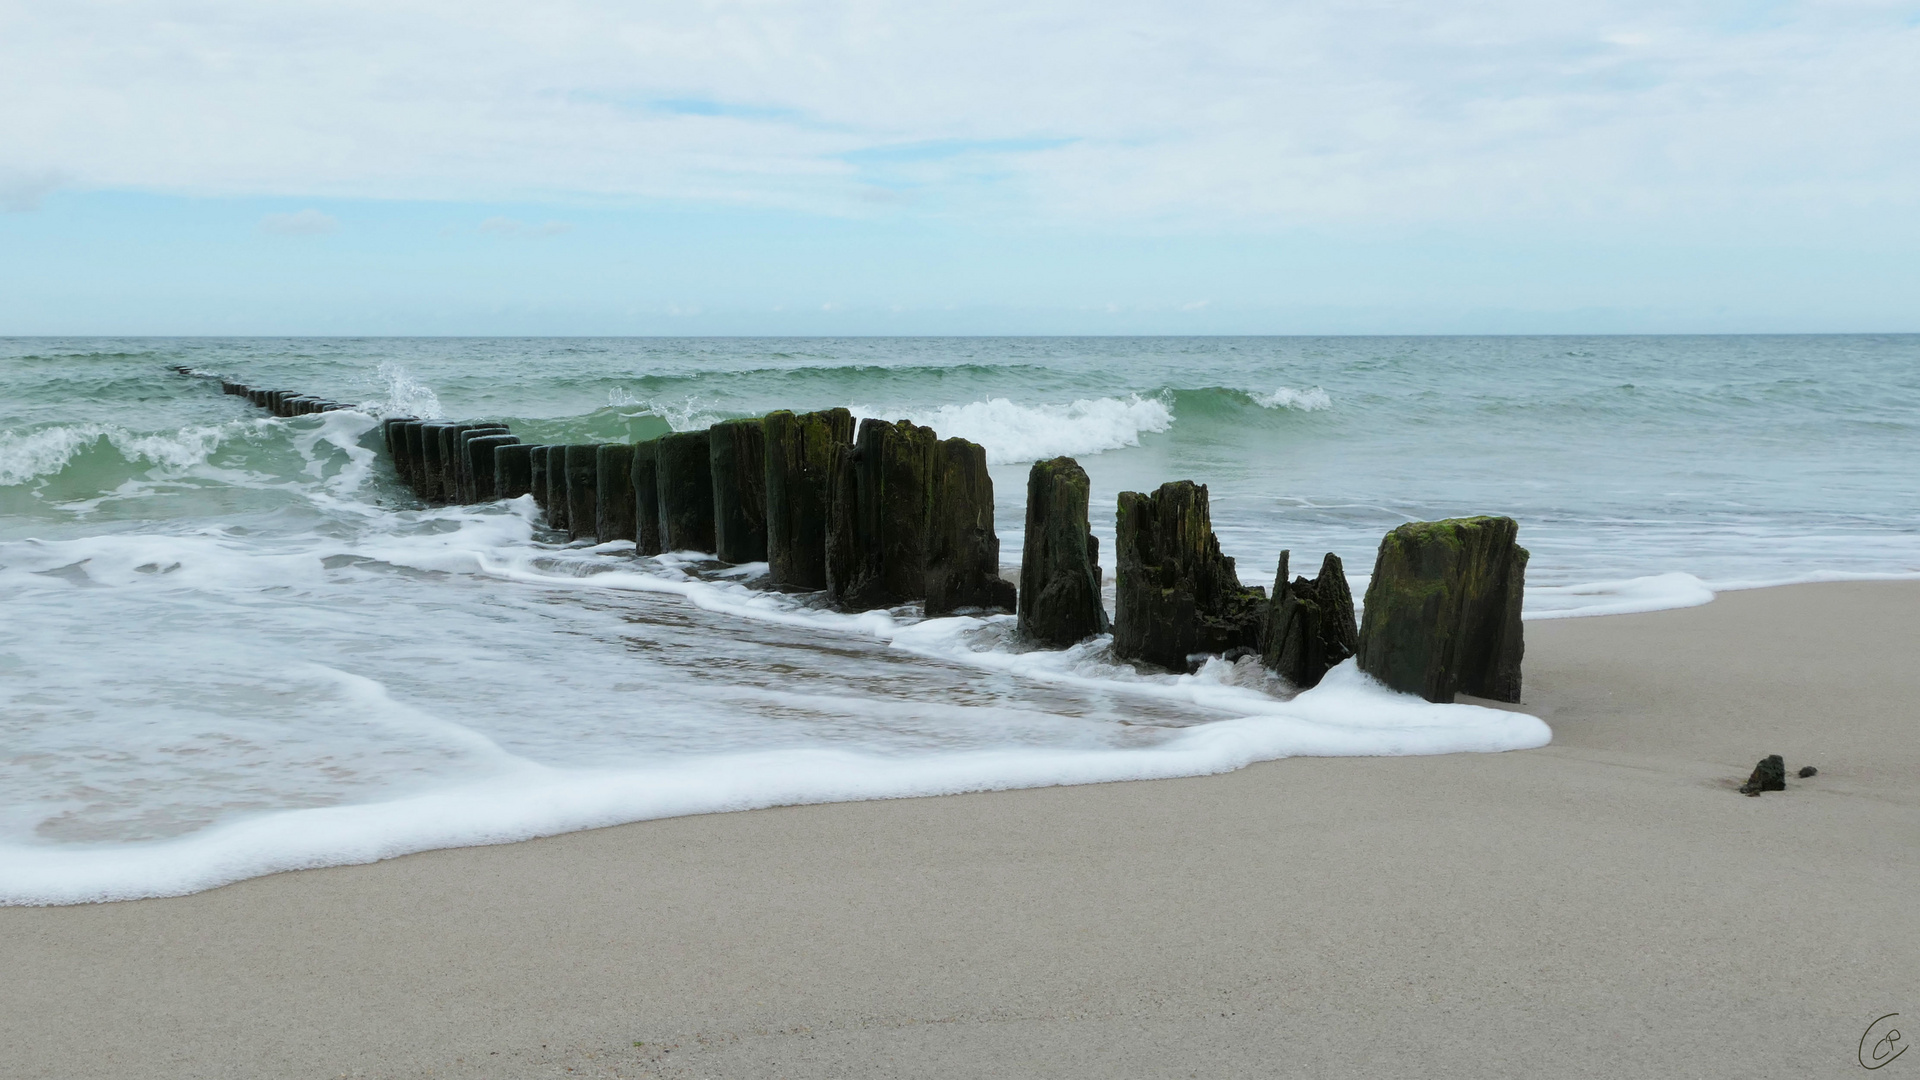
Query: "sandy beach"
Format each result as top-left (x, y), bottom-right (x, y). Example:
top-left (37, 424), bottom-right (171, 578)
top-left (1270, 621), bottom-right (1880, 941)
top-left (4, 579), bottom-right (1917, 1079)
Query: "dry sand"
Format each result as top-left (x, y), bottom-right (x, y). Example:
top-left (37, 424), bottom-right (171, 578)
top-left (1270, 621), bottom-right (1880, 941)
top-left (4, 581), bottom-right (1918, 1079)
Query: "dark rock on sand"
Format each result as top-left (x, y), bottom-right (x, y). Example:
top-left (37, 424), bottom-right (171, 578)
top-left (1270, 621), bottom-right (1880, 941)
top-left (655, 430), bottom-right (716, 553)
top-left (1017, 456), bottom-right (1107, 646)
top-left (1740, 755), bottom-right (1787, 795)
top-left (1264, 551), bottom-right (1359, 690)
top-left (1355, 516), bottom-right (1527, 704)
top-left (709, 419), bottom-right (769, 564)
top-left (764, 408), bottom-right (853, 589)
top-left (925, 437), bottom-right (1016, 616)
top-left (1113, 480), bottom-right (1266, 672)
top-left (1798, 765), bottom-right (1819, 778)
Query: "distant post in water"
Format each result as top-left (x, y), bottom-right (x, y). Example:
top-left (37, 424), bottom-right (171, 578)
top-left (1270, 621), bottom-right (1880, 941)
top-left (764, 408), bottom-right (852, 589)
top-left (457, 425), bottom-right (511, 502)
top-left (466, 434), bottom-right (518, 501)
top-left (1355, 516), bottom-right (1526, 703)
top-left (709, 418), bottom-right (769, 563)
top-left (543, 446), bottom-right (570, 532)
top-left (655, 430), bottom-right (716, 553)
top-left (595, 443), bottom-right (637, 542)
top-left (564, 445), bottom-right (599, 541)
top-left (632, 441), bottom-right (662, 556)
top-left (495, 443), bottom-right (536, 501)
top-left (1018, 456), bottom-right (1107, 645)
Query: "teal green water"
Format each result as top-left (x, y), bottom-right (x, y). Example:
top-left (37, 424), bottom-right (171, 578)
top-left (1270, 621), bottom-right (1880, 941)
top-left (1, 335), bottom-right (1914, 903)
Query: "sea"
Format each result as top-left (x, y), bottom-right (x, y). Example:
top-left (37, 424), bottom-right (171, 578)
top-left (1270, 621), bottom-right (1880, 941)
top-left (3, 335), bottom-right (1916, 904)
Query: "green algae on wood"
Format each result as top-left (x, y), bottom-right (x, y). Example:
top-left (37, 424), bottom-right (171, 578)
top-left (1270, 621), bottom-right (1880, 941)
top-left (764, 408), bottom-right (853, 590)
top-left (1017, 456), bottom-right (1107, 646)
top-left (709, 418), bottom-right (769, 564)
top-left (1263, 550), bottom-right (1358, 689)
top-left (1355, 516), bottom-right (1527, 703)
top-left (1113, 480), bottom-right (1265, 671)
top-left (925, 436), bottom-right (1016, 616)
top-left (655, 430), bottom-right (716, 554)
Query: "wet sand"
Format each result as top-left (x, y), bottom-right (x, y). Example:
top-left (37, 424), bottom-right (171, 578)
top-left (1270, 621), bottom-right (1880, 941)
top-left (4, 581), bottom-right (1917, 1078)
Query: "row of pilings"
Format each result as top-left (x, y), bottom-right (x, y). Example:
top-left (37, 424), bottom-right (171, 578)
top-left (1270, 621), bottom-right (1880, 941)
top-left (209, 373), bottom-right (1526, 705)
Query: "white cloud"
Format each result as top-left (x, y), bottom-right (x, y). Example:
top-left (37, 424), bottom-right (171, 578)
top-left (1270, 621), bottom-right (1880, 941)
top-left (1, 2), bottom-right (1916, 233)
top-left (258, 208), bottom-right (338, 234)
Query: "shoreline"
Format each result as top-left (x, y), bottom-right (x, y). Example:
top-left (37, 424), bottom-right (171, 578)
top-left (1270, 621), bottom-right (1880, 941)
top-left (3, 579), bottom-right (1917, 1078)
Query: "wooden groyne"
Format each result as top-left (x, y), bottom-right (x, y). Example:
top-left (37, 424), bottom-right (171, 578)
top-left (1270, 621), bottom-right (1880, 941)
top-left (198, 371), bottom-right (1526, 703)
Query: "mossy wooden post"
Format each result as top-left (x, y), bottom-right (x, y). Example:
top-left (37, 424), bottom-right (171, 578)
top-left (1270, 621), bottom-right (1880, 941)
top-left (1263, 551), bottom-right (1358, 689)
top-left (457, 425), bottom-right (510, 502)
top-left (826, 418), bottom-right (938, 610)
top-left (564, 445), bottom-right (600, 541)
top-left (632, 441), bottom-right (662, 556)
top-left (542, 446), bottom-right (569, 532)
top-left (386, 420), bottom-right (419, 488)
top-left (404, 423), bottom-right (432, 498)
top-left (440, 425), bottom-right (487, 503)
top-left (763, 408), bottom-right (852, 589)
top-left (494, 443), bottom-right (535, 501)
top-left (655, 430), bottom-right (715, 553)
top-left (1017, 456), bottom-right (1107, 646)
top-left (925, 437), bottom-right (1015, 616)
top-left (467, 434), bottom-right (518, 501)
top-left (1112, 480), bottom-right (1266, 671)
top-left (417, 423), bottom-right (457, 503)
top-left (595, 443), bottom-right (637, 543)
top-left (709, 419), bottom-right (769, 564)
top-left (529, 444), bottom-right (552, 514)
top-left (1355, 516), bottom-right (1527, 703)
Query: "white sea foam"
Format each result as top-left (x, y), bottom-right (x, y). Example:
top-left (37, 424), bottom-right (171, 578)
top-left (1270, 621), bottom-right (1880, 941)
top-left (855, 394), bottom-right (1175, 464)
top-left (1252, 386), bottom-right (1332, 410)
top-left (371, 361), bottom-right (443, 419)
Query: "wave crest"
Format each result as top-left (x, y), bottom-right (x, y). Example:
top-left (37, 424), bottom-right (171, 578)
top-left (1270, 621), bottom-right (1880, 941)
top-left (861, 394), bottom-right (1175, 464)
top-left (0, 421), bottom-right (254, 486)
top-left (1251, 386), bottom-right (1332, 411)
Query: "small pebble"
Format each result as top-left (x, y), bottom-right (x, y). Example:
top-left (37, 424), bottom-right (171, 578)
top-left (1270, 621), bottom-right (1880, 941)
top-left (1798, 765), bottom-right (1818, 778)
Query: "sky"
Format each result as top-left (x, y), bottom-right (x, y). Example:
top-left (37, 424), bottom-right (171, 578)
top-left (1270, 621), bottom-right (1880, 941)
top-left (1, 0), bottom-right (1917, 335)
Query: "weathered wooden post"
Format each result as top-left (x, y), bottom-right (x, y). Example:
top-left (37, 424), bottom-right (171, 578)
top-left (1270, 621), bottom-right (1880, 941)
top-left (1112, 480), bottom-right (1266, 671)
top-left (1263, 551), bottom-right (1358, 690)
top-left (456, 425), bottom-right (511, 501)
top-left (1354, 516), bottom-right (1526, 703)
top-left (632, 441), bottom-right (662, 556)
top-left (495, 443), bottom-right (536, 501)
top-left (925, 436), bottom-right (1015, 616)
top-left (595, 444), bottom-right (637, 542)
top-left (466, 434), bottom-right (518, 501)
top-left (1017, 456), bottom-right (1107, 645)
top-left (384, 419), bottom-right (419, 488)
top-left (530, 445), bottom-right (554, 518)
top-left (417, 423), bottom-right (458, 502)
top-left (826, 418), bottom-right (938, 610)
top-left (763, 408), bottom-right (852, 589)
top-left (655, 430), bottom-right (716, 553)
top-left (405, 423), bottom-right (434, 498)
top-left (564, 445), bottom-right (599, 541)
top-left (709, 418), bottom-right (769, 564)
